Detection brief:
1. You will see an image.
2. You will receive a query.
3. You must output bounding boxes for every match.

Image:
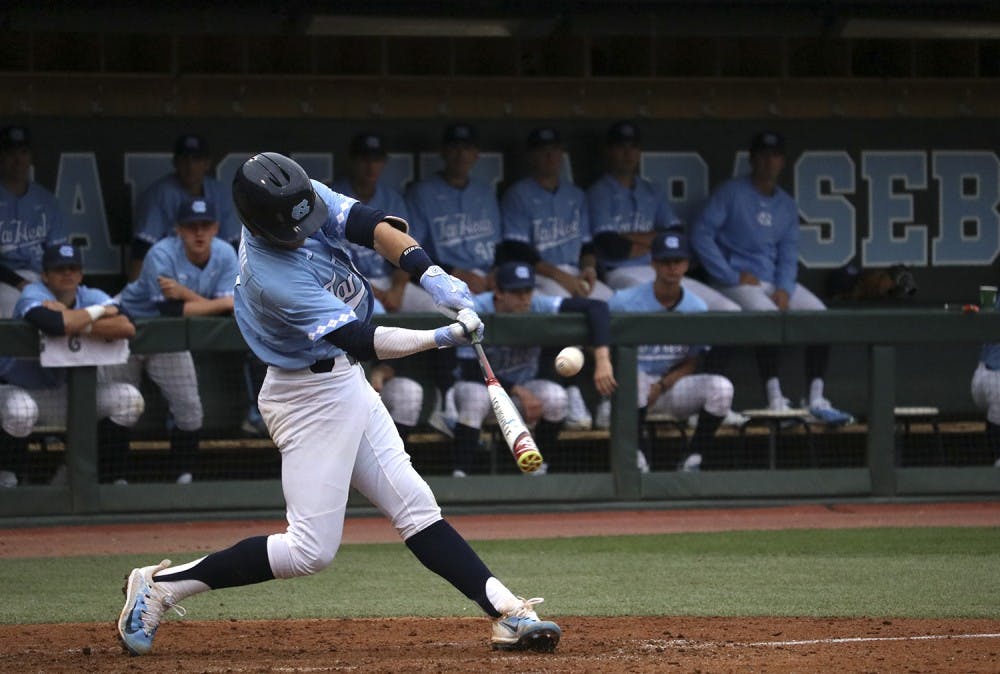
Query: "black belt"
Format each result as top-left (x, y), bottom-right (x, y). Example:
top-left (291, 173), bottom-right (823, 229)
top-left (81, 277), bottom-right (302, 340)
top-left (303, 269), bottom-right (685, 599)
top-left (309, 354), bottom-right (358, 373)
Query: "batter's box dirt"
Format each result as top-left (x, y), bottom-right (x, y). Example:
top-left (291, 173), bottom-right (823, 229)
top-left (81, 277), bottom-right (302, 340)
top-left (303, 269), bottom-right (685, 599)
top-left (2, 616), bottom-right (999, 673)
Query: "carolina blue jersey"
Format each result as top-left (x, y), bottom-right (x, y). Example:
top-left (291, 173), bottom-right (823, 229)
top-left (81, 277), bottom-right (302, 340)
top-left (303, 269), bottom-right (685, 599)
top-left (691, 176), bottom-right (800, 292)
top-left (405, 174), bottom-right (500, 272)
top-left (501, 178), bottom-right (591, 267)
top-left (458, 291), bottom-right (562, 385)
top-left (0, 183), bottom-right (67, 272)
top-left (234, 181), bottom-right (376, 370)
top-left (608, 283), bottom-right (708, 376)
top-left (586, 173), bottom-right (680, 270)
top-left (119, 236), bottom-right (239, 318)
top-left (8, 281), bottom-right (118, 389)
top-left (134, 174), bottom-right (242, 246)
top-left (330, 178), bottom-right (409, 281)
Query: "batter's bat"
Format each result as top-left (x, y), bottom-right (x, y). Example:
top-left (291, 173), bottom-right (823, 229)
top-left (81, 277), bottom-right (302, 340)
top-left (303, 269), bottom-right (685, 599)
top-left (439, 308), bottom-right (544, 473)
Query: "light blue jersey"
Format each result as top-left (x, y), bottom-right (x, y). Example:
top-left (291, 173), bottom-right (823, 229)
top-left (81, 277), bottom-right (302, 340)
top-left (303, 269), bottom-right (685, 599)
top-left (0, 183), bottom-right (67, 272)
top-left (330, 178), bottom-right (409, 281)
top-left (586, 173), bottom-right (680, 271)
top-left (8, 281), bottom-right (118, 389)
top-left (608, 283), bottom-right (707, 376)
top-left (134, 174), bottom-right (242, 246)
top-left (691, 176), bottom-right (800, 293)
top-left (119, 236), bottom-right (239, 318)
top-left (405, 174), bottom-right (500, 272)
top-left (458, 291), bottom-right (562, 385)
top-left (234, 181), bottom-right (376, 370)
top-left (501, 178), bottom-right (590, 267)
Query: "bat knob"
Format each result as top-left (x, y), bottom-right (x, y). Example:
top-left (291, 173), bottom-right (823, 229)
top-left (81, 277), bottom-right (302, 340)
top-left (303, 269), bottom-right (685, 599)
top-left (517, 449), bottom-right (544, 473)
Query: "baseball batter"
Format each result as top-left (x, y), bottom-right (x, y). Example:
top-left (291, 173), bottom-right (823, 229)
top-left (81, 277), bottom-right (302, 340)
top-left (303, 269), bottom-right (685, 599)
top-left (117, 153), bottom-right (560, 657)
top-left (587, 121), bottom-right (739, 312)
top-left (499, 127), bottom-right (612, 301)
top-left (0, 126), bottom-right (68, 317)
top-left (108, 197), bottom-right (239, 483)
top-left (691, 131), bottom-right (851, 424)
top-left (608, 232), bottom-right (739, 472)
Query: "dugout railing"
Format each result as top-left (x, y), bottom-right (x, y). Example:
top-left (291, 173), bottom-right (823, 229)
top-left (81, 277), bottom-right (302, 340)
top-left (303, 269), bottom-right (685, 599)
top-left (1, 310), bottom-right (998, 518)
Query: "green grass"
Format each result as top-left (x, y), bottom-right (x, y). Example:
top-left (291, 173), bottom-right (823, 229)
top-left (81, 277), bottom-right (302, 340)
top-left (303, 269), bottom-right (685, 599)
top-left (2, 527), bottom-right (997, 624)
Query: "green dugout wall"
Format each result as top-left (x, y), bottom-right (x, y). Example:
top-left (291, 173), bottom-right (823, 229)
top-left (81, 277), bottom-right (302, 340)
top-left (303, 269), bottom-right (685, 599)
top-left (1, 310), bottom-right (998, 518)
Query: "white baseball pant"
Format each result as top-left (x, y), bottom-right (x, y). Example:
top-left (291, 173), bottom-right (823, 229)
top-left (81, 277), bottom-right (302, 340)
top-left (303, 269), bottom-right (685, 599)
top-left (533, 264), bottom-right (614, 301)
top-left (637, 370), bottom-right (734, 418)
top-left (719, 281), bottom-right (826, 312)
top-left (0, 381), bottom-right (144, 436)
top-left (971, 363), bottom-right (1000, 425)
top-left (101, 352), bottom-right (203, 430)
top-left (380, 375), bottom-right (424, 427)
top-left (259, 359), bottom-right (442, 578)
top-left (451, 379), bottom-right (568, 428)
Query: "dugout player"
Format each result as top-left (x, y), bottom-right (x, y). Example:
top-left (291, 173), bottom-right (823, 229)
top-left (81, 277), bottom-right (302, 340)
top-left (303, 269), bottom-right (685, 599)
top-left (0, 244), bottom-right (143, 487)
top-left (128, 133), bottom-right (241, 280)
top-left (588, 121), bottom-right (739, 312)
top-left (0, 125), bottom-right (68, 317)
top-left (117, 153), bottom-right (561, 656)
top-left (691, 131), bottom-right (851, 424)
top-left (447, 261), bottom-right (617, 476)
top-left (108, 197), bottom-right (239, 484)
top-left (404, 122), bottom-right (501, 306)
top-left (498, 126), bottom-right (612, 301)
top-left (609, 232), bottom-right (741, 472)
top-left (331, 131), bottom-right (413, 313)
top-left (971, 293), bottom-right (1000, 467)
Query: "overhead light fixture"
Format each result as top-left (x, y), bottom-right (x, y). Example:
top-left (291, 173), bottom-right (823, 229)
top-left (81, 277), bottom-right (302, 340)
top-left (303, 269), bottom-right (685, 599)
top-left (307, 15), bottom-right (553, 37)
top-left (842, 18), bottom-right (1000, 39)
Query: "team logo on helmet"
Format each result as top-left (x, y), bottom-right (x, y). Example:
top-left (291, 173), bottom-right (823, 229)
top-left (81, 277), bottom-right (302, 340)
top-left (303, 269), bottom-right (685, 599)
top-left (291, 199), bottom-right (311, 221)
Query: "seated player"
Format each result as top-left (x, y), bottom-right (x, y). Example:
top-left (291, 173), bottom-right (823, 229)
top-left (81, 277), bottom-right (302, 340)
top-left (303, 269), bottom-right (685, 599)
top-left (447, 261), bottom-right (616, 476)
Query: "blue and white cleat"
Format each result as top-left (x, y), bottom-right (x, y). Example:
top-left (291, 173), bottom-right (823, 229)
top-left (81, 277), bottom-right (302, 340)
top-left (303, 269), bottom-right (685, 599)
top-left (491, 597), bottom-right (561, 652)
top-left (806, 398), bottom-right (855, 426)
top-left (117, 559), bottom-right (184, 656)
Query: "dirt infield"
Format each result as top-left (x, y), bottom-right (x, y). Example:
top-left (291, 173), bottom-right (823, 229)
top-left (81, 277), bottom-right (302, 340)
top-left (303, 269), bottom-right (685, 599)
top-left (2, 501), bottom-right (999, 672)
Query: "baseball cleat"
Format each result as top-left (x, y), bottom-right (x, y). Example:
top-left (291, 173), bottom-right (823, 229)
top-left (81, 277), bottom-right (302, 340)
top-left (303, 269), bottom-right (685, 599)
top-left (117, 559), bottom-right (184, 656)
top-left (805, 398), bottom-right (854, 426)
top-left (491, 597), bottom-right (561, 652)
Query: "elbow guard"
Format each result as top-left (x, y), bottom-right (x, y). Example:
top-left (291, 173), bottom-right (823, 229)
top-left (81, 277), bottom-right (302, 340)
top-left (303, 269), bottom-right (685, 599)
top-left (345, 203), bottom-right (389, 249)
top-left (322, 320), bottom-right (378, 362)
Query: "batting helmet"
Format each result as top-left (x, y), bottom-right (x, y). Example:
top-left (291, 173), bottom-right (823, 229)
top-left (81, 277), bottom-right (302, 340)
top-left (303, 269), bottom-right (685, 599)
top-left (232, 152), bottom-right (329, 245)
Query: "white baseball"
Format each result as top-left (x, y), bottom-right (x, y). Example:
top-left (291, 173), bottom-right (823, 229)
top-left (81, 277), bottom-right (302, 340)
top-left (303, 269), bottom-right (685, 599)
top-left (555, 346), bottom-right (585, 377)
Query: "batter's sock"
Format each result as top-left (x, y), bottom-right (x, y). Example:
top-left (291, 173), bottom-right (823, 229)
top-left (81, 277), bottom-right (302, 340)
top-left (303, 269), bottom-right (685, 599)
top-left (153, 535), bottom-right (274, 601)
top-left (405, 519), bottom-right (500, 617)
top-left (452, 423), bottom-right (479, 474)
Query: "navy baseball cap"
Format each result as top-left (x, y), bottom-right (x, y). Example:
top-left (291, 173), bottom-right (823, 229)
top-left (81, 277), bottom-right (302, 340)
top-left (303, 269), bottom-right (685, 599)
top-left (442, 123), bottom-right (479, 147)
top-left (606, 120), bottom-right (641, 145)
top-left (651, 231), bottom-right (690, 261)
top-left (177, 198), bottom-right (217, 225)
top-left (526, 127), bottom-right (561, 150)
top-left (349, 132), bottom-right (387, 158)
top-left (0, 125), bottom-right (31, 152)
top-left (749, 130), bottom-right (786, 155)
top-left (495, 262), bottom-right (535, 290)
top-left (174, 133), bottom-right (209, 158)
top-left (43, 244), bottom-right (83, 270)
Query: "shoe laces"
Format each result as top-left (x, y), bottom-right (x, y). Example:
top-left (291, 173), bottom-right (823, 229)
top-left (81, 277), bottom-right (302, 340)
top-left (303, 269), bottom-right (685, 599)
top-left (138, 565), bottom-right (186, 635)
top-left (505, 597), bottom-right (544, 621)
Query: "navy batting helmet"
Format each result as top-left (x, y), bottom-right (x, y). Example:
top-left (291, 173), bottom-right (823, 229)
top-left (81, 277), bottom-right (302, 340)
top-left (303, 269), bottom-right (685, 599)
top-left (232, 152), bottom-right (329, 245)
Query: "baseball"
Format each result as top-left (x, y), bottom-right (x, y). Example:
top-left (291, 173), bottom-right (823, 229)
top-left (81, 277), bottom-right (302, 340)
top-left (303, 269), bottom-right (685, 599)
top-left (555, 346), bottom-right (585, 377)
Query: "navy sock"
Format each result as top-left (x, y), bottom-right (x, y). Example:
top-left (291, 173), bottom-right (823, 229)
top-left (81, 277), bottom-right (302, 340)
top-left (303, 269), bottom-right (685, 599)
top-left (156, 535), bottom-right (274, 589)
top-left (405, 519), bottom-right (499, 617)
